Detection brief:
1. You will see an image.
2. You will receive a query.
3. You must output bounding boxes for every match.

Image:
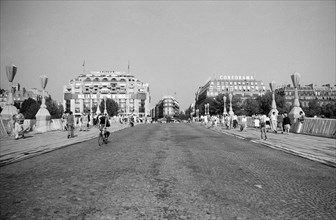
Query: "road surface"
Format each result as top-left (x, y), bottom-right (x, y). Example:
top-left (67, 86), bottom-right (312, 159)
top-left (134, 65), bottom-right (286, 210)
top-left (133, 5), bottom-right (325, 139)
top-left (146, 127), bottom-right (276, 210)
top-left (1, 123), bottom-right (335, 219)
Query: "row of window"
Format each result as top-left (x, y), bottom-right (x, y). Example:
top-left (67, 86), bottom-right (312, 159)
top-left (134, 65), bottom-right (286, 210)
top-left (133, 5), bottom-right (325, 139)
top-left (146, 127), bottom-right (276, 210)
top-left (210, 86), bottom-right (265, 92)
top-left (212, 81), bottom-right (262, 86)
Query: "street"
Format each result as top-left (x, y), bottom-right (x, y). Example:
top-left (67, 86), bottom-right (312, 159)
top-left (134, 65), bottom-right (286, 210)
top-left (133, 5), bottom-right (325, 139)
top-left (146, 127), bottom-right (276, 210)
top-left (1, 123), bottom-right (335, 219)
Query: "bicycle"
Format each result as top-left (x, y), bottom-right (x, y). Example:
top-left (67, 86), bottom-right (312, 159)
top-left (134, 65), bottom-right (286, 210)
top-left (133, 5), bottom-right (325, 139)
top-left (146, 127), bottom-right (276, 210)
top-left (98, 128), bottom-right (108, 146)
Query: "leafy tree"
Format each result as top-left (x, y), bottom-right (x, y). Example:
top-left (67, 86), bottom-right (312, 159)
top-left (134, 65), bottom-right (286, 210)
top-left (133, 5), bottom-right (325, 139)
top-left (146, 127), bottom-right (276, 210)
top-left (99, 98), bottom-right (118, 116)
top-left (321, 103), bottom-right (336, 119)
top-left (45, 97), bottom-right (64, 119)
top-left (304, 99), bottom-right (321, 117)
top-left (256, 91), bottom-right (272, 115)
top-left (232, 95), bottom-right (243, 115)
top-left (242, 98), bottom-right (260, 116)
top-left (20, 98), bottom-right (40, 119)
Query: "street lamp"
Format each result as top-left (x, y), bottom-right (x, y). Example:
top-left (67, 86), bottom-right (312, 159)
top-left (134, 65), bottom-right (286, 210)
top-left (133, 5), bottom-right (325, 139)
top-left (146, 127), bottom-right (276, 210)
top-left (104, 96), bottom-right (107, 115)
top-left (0, 64), bottom-right (18, 120)
top-left (96, 92), bottom-right (101, 115)
top-left (229, 93), bottom-right (234, 116)
top-left (223, 95), bottom-right (227, 116)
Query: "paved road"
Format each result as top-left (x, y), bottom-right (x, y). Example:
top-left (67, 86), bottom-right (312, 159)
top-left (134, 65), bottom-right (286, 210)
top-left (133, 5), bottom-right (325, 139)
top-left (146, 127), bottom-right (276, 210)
top-left (1, 123), bottom-right (335, 219)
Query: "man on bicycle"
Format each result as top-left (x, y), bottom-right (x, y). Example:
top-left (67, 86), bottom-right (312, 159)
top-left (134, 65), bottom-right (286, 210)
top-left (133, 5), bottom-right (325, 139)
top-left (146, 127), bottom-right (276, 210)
top-left (98, 113), bottom-right (110, 139)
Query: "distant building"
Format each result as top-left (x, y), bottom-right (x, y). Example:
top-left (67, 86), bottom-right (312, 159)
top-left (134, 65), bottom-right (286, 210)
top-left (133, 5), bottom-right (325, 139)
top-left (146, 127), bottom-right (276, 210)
top-left (195, 75), bottom-right (266, 112)
top-left (151, 96), bottom-right (180, 120)
top-left (63, 71), bottom-right (151, 118)
top-left (0, 83), bottom-right (49, 109)
top-left (276, 84), bottom-right (336, 107)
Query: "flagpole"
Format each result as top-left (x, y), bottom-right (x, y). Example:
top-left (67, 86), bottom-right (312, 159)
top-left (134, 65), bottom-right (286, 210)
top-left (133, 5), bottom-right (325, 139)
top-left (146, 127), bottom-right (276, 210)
top-left (83, 60), bottom-right (85, 74)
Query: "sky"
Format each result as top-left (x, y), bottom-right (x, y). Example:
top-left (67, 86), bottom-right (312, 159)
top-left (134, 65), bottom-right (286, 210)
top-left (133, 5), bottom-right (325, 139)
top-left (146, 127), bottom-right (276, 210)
top-left (1, 1), bottom-right (335, 110)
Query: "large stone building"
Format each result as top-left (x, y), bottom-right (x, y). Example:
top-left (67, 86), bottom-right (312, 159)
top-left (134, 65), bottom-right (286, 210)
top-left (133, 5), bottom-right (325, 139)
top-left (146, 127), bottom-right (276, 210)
top-left (151, 96), bottom-right (180, 121)
top-left (63, 71), bottom-right (151, 118)
top-left (195, 75), bottom-right (266, 112)
top-left (276, 84), bottom-right (336, 108)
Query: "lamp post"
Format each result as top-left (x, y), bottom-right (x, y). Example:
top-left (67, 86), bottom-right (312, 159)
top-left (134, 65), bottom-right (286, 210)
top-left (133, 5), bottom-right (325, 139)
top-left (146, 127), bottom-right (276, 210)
top-left (229, 93), bottom-right (234, 116)
top-left (104, 96), bottom-right (108, 115)
top-left (0, 64), bottom-right (18, 120)
top-left (223, 96), bottom-right (227, 116)
top-left (288, 72), bottom-right (304, 131)
top-left (96, 92), bottom-right (101, 115)
top-left (35, 75), bottom-right (51, 132)
top-left (269, 81), bottom-right (278, 116)
top-left (89, 92), bottom-right (94, 126)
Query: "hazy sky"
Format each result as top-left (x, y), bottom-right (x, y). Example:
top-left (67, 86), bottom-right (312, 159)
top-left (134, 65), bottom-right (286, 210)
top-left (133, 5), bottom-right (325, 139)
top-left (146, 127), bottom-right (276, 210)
top-left (1, 1), bottom-right (335, 110)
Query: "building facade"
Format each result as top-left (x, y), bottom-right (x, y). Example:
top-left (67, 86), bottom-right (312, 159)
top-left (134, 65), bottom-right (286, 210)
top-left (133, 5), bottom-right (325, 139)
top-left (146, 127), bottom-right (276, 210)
top-left (63, 71), bottom-right (151, 118)
top-left (195, 75), bottom-right (266, 112)
top-left (151, 96), bottom-right (180, 120)
top-left (276, 84), bottom-right (336, 107)
top-left (0, 83), bottom-right (49, 109)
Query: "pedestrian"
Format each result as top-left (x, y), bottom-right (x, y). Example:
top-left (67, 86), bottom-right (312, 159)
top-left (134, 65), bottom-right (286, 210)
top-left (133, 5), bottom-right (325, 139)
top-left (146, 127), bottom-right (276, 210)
top-left (296, 111), bottom-right (305, 133)
top-left (260, 114), bottom-right (267, 140)
top-left (232, 114), bottom-right (238, 129)
top-left (81, 113), bottom-right (88, 131)
top-left (240, 115), bottom-right (247, 132)
top-left (270, 111), bottom-right (278, 133)
top-left (87, 111), bottom-right (91, 129)
top-left (278, 112), bottom-right (284, 134)
top-left (67, 111), bottom-right (75, 138)
top-left (283, 112), bottom-right (291, 135)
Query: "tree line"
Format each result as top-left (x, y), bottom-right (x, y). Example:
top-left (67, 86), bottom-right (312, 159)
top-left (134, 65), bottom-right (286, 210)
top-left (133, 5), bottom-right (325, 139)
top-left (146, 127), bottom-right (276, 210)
top-left (186, 91), bottom-right (336, 119)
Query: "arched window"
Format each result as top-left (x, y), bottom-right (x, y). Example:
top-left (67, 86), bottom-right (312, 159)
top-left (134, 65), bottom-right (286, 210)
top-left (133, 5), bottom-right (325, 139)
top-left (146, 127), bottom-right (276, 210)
top-left (84, 77), bottom-right (91, 82)
top-left (102, 78), bottom-right (108, 82)
top-left (93, 77), bottom-right (99, 82)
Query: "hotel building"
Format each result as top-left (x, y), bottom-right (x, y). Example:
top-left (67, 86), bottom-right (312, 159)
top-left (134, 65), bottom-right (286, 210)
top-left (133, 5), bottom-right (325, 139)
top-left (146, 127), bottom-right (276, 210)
top-left (195, 75), bottom-right (266, 111)
top-left (63, 71), bottom-right (151, 118)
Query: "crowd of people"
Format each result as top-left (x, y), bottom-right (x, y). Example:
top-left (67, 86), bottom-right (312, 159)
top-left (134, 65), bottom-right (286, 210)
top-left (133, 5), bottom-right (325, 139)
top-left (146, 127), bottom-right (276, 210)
top-left (195, 110), bottom-right (306, 140)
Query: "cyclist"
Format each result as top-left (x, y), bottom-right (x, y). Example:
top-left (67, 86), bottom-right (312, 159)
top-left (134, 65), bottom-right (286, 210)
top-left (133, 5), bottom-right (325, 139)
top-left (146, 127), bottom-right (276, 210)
top-left (98, 113), bottom-right (110, 139)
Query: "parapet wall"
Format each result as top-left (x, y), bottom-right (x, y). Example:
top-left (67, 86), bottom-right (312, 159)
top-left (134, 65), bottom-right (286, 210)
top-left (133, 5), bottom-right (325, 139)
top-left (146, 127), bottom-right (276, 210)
top-left (244, 117), bottom-right (335, 139)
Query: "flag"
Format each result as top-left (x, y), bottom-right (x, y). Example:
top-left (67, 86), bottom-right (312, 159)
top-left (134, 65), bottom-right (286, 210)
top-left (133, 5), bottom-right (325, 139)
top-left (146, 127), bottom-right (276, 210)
top-left (82, 60), bottom-right (85, 67)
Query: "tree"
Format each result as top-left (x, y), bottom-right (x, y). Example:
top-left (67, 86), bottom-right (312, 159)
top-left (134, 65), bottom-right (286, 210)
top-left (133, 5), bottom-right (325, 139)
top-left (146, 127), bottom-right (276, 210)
top-left (242, 98), bottom-right (260, 116)
top-left (99, 98), bottom-right (118, 116)
top-left (321, 103), bottom-right (336, 119)
top-left (20, 98), bottom-right (40, 119)
top-left (304, 99), bottom-right (321, 117)
top-left (256, 92), bottom-right (272, 115)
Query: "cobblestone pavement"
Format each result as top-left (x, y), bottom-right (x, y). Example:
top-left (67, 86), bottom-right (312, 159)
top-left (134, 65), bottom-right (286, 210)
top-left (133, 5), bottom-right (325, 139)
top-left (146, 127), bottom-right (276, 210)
top-left (0, 123), bottom-right (335, 219)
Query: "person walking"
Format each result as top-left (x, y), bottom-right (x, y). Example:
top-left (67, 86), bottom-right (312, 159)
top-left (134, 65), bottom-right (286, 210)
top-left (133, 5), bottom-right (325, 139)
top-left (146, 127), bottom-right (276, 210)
top-left (270, 112), bottom-right (278, 133)
top-left (67, 111), bottom-right (75, 138)
top-left (240, 115), bottom-right (247, 132)
top-left (283, 112), bottom-right (291, 135)
top-left (260, 114), bottom-right (267, 140)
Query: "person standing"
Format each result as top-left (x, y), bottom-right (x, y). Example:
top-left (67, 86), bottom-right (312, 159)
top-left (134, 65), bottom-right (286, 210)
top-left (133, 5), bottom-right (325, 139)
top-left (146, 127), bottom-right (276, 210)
top-left (67, 111), bottom-right (75, 138)
top-left (260, 114), bottom-right (267, 140)
top-left (283, 112), bottom-right (291, 135)
top-left (296, 111), bottom-right (305, 133)
top-left (270, 112), bottom-right (278, 133)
